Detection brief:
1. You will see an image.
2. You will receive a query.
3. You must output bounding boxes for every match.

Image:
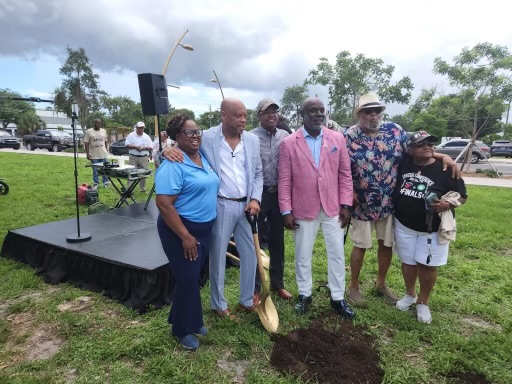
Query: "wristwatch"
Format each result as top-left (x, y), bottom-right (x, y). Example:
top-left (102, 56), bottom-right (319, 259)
top-left (340, 204), bottom-right (352, 210)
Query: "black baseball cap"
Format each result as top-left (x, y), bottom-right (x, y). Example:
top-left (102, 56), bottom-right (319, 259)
top-left (407, 131), bottom-right (439, 146)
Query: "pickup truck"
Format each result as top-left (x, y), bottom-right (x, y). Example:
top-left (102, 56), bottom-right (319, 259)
top-left (23, 130), bottom-right (74, 152)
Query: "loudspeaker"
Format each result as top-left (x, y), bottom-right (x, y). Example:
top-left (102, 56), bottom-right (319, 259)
top-left (137, 73), bottom-right (169, 116)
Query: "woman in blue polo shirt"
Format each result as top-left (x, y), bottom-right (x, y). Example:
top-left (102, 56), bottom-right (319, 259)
top-left (155, 114), bottom-right (219, 351)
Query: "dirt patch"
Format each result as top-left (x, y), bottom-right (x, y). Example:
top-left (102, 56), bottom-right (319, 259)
top-left (445, 371), bottom-right (491, 383)
top-left (461, 316), bottom-right (501, 331)
top-left (216, 352), bottom-right (250, 383)
top-left (270, 314), bottom-right (383, 384)
top-left (24, 327), bottom-right (64, 361)
top-left (57, 296), bottom-right (93, 312)
top-left (2, 311), bottom-right (64, 368)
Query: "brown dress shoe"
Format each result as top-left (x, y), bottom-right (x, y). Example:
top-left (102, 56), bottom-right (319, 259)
top-left (236, 303), bottom-right (256, 313)
top-left (253, 292), bottom-right (261, 306)
top-left (213, 308), bottom-right (238, 321)
top-left (272, 288), bottom-right (293, 300)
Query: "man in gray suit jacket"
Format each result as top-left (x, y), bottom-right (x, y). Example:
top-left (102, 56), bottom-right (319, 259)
top-left (163, 98), bottom-right (263, 319)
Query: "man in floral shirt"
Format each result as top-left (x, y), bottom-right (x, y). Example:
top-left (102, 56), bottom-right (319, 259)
top-left (344, 94), bottom-right (456, 306)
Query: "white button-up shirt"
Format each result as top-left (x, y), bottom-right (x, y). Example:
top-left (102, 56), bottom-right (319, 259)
top-left (218, 134), bottom-right (247, 198)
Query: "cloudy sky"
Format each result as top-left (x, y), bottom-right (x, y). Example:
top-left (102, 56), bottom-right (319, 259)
top-left (1, 0), bottom-right (511, 119)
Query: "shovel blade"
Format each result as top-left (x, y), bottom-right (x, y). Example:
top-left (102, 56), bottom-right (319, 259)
top-left (255, 296), bottom-right (279, 333)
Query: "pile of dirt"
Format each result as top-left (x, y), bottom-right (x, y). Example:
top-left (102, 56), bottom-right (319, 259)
top-left (270, 314), bottom-right (382, 384)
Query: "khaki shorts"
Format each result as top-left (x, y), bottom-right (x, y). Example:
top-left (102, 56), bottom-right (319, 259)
top-left (349, 215), bottom-right (394, 249)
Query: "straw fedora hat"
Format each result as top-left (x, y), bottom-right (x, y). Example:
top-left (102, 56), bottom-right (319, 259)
top-left (354, 93), bottom-right (386, 115)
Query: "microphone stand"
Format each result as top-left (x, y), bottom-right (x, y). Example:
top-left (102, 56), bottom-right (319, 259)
top-left (67, 105), bottom-right (92, 243)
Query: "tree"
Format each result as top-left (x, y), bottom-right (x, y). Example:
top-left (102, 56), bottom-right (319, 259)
top-left (306, 51), bottom-right (414, 124)
top-left (410, 112), bottom-right (447, 138)
top-left (280, 84), bottom-right (309, 127)
top-left (170, 108), bottom-right (195, 121)
top-left (53, 47), bottom-right (105, 132)
top-left (433, 42), bottom-right (512, 169)
top-left (0, 89), bottom-right (42, 134)
top-left (197, 109), bottom-right (221, 129)
top-left (100, 95), bottom-right (144, 128)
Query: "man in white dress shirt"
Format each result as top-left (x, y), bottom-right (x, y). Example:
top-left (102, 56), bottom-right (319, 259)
top-left (125, 121), bottom-right (153, 192)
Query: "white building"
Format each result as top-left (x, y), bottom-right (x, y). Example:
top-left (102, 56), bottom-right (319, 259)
top-left (36, 109), bottom-right (83, 135)
top-left (6, 109), bottom-right (82, 136)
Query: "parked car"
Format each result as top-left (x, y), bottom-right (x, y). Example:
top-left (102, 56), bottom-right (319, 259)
top-left (434, 139), bottom-right (489, 164)
top-left (23, 129), bottom-right (74, 152)
top-left (109, 138), bottom-right (130, 156)
top-left (0, 130), bottom-right (21, 150)
top-left (490, 140), bottom-right (512, 158)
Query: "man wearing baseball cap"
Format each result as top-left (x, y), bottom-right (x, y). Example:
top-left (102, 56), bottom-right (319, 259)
top-left (125, 121), bottom-right (153, 192)
top-left (251, 98), bottom-right (293, 302)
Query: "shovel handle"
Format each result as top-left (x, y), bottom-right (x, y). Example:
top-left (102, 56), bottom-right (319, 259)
top-left (245, 211), bottom-right (258, 234)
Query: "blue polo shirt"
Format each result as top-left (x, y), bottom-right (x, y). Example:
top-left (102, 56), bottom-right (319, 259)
top-left (155, 152), bottom-right (220, 223)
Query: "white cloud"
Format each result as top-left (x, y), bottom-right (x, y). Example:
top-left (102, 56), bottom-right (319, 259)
top-left (1, 0), bottom-right (512, 119)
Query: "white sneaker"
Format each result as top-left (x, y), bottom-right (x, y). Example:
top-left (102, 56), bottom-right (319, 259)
top-left (416, 304), bottom-right (432, 324)
top-left (396, 294), bottom-right (417, 311)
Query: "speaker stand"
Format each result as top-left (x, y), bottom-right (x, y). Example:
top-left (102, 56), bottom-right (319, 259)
top-left (145, 114), bottom-right (162, 211)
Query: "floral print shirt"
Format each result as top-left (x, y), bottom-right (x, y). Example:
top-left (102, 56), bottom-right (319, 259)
top-left (344, 122), bottom-right (409, 221)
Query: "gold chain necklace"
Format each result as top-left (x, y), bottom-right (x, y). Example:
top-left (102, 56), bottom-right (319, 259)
top-left (414, 162), bottom-right (432, 175)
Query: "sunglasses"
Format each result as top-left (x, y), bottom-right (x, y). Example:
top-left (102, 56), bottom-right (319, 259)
top-left (410, 141), bottom-right (435, 148)
top-left (180, 129), bottom-right (203, 138)
top-left (363, 107), bottom-right (383, 115)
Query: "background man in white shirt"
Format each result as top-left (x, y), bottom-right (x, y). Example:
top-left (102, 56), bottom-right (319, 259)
top-left (125, 121), bottom-right (153, 192)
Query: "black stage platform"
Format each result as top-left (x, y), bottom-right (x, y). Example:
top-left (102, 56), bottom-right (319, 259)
top-left (1, 201), bottom-right (174, 313)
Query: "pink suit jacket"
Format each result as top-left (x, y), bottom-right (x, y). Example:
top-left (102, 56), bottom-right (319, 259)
top-left (278, 127), bottom-right (353, 220)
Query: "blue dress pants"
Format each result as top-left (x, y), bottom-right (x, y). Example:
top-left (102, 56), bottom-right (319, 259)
top-left (157, 215), bottom-right (215, 338)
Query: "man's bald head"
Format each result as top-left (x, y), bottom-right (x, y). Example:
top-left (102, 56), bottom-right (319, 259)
top-left (301, 97), bottom-right (325, 133)
top-left (221, 98), bottom-right (247, 137)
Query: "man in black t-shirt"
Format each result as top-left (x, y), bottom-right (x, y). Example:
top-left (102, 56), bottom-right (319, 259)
top-left (393, 131), bottom-right (467, 324)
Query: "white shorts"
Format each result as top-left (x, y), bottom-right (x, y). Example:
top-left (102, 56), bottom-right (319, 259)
top-left (349, 215), bottom-right (394, 249)
top-left (394, 218), bottom-right (449, 267)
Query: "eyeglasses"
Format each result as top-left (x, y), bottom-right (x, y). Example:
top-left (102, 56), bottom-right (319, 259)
top-left (363, 107), bottom-right (383, 115)
top-left (410, 141), bottom-right (435, 148)
top-left (260, 109), bottom-right (279, 116)
top-left (180, 129), bottom-right (203, 138)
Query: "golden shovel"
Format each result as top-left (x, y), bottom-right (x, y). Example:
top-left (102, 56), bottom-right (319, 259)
top-left (245, 212), bottom-right (279, 333)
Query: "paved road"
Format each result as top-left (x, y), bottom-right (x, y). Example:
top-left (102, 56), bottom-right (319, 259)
top-left (469, 158), bottom-right (512, 176)
top-left (0, 147), bottom-right (130, 161)
top-left (2, 147), bottom-right (512, 188)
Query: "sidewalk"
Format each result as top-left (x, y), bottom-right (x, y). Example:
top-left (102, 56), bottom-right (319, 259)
top-left (2, 149), bottom-right (512, 187)
top-left (463, 177), bottom-right (512, 188)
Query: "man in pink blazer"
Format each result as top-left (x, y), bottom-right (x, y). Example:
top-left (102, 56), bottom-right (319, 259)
top-left (278, 97), bottom-right (355, 319)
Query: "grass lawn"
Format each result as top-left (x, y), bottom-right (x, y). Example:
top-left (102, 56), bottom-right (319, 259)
top-left (0, 151), bottom-right (511, 383)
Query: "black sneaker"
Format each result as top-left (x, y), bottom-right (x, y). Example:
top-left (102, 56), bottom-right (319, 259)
top-left (330, 299), bottom-right (356, 320)
top-left (295, 295), bottom-right (312, 314)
